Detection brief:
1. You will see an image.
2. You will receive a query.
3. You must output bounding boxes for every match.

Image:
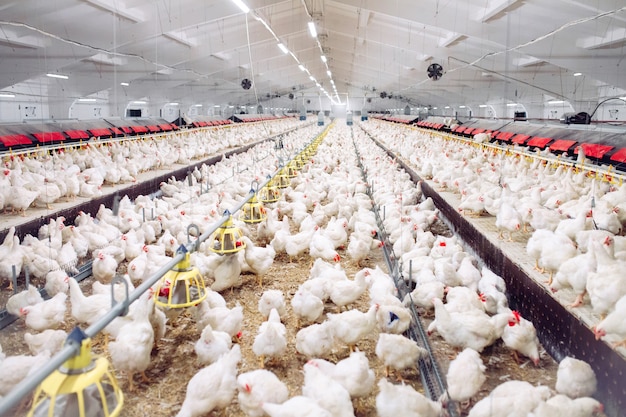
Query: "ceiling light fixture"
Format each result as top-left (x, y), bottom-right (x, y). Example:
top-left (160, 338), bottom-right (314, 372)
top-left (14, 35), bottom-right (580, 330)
top-left (459, 105), bottom-right (466, 108)
top-left (78, 98), bottom-right (97, 102)
top-left (506, 103), bottom-right (518, 107)
top-left (46, 73), bottom-right (68, 79)
top-left (168, 102), bottom-right (179, 106)
top-left (308, 22), bottom-right (317, 38)
top-left (277, 43), bottom-right (289, 54)
top-left (120, 82), bottom-right (129, 86)
top-left (231, 0), bottom-right (250, 13)
top-left (298, 64), bottom-right (305, 71)
top-left (574, 72), bottom-right (582, 76)
top-left (326, 70), bottom-right (331, 77)
top-left (479, 104), bottom-right (487, 108)
top-left (0, 93), bottom-right (16, 98)
top-left (547, 100), bottom-right (565, 104)
top-left (320, 55), bottom-right (327, 63)
top-left (133, 100), bottom-right (147, 105)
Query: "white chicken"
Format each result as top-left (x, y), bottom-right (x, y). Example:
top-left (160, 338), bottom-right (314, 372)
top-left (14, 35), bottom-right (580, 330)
top-left (376, 378), bottom-right (442, 417)
top-left (375, 333), bottom-right (428, 378)
top-left (252, 308), bottom-right (287, 368)
top-left (295, 321), bottom-right (335, 358)
top-left (402, 281), bottom-right (445, 313)
top-left (257, 289), bottom-right (287, 319)
top-left (376, 303), bottom-right (413, 334)
top-left (237, 369), bottom-right (289, 417)
top-left (262, 395), bottom-right (332, 417)
top-left (593, 293), bottom-right (626, 347)
top-left (175, 345), bottom-right (241, 417)
top-left (240, 235), bottom-right (276, 286)
top-left (0, 350), bottom-right (52, 396)
top-left (443, 347), bottom-right (486, 408)
top-left (211, 254), bottom-right (242, 292)
top-left (290, 288), bottom-right (324, 327)
top-left (195, 302), bottom-right (244, 341)
top-left (430, 298), bottom-right (510, 352)
top-left (24, 329), bottom-right (67, 355)
top-left (194, 324), bottom-right (232, 365)
top-left (302, 361), bottom-right (355, 417)
top-left (555, 356), bottom-right (597, 399)
top-left (529, 394), bottom-right (604, 417)
top-left (467, 380), bottom-right (552, 417)
top-left (501, 310), bottom-right (541, 366)
top-left (44, 270), bottom-right (69, 297)
top-left (91, 251), bottom-right (119, 283)
top-left (68, 277), bottom-right (110, 326)
top-left (307, 350), bottom-right (376, 399)
top-left (309, 228), bottom-right (341, 262)
top-left (327, 304), bottom-right (378, 352)
top-left (20, 292), bottom-right (67, 331)
top-left (328, 271), bottom-right (369, 311)
top-left (5, 284), bottom-right (44, 316)
top-left (108, 293), bottom-right (155, 392)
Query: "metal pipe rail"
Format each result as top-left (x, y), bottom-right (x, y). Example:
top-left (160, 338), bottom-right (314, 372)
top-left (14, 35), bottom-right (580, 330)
top-left (350, 127), bottom-right (458, 416)
top-left (0, 127), bottom-right (326, 416)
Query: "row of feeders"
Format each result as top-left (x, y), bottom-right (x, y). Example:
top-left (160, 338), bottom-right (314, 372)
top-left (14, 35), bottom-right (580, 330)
top-left (23, 133), bottom-right (329, 417)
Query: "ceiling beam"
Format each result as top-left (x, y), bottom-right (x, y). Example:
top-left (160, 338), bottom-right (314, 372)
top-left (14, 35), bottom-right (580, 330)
top-left (473, 0), bottom-right (522, 23)
top-left (84, 0), bottom-right (146, 23)
top-left (576, 27), bottom-right (626, 49)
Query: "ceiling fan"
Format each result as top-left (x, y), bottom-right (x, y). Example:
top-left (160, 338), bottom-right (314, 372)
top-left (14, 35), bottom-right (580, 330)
top-left (241, 78), bottom-right (252, 90)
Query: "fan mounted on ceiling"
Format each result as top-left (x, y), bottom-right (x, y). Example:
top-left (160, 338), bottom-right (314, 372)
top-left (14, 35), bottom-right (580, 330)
top-left (241, 78), bottom-right (252, 90)
top-left (367, 97), bottom-right (372, 103)
top-left (380, 91), bottom-right (387, 99)
top-left (427, 63), bottom-right (443, 81)
top-left (288, 93), bottom-right (294, 100)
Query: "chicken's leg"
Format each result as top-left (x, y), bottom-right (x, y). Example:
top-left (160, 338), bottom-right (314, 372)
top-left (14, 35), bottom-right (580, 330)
top-left (259, 355), bottom-right (265, 369)
top-left (128, 372), bottom-right (136, 392)
top-left (568, 291), bottom-right (586, 308)
top-left (141, 371), bottom-right (150, 383)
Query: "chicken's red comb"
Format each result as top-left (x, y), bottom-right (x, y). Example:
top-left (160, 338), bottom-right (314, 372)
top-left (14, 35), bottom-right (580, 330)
top-left (439, 241), bottom-right (446, 247)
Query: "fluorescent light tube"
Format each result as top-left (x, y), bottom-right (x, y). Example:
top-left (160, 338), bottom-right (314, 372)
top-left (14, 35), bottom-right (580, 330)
top-left (548, 100), bottom-right (564, 104)
top-left (133, 100), bottom-right (147, 104)
top-left (78, 98), bottom-right (97, 102)
top-left (298, 64), bottom-right (305, 71)
top-left (0, 93), bottom-right (16, 98)
top-left (46, 73), bottom-right (68, 79)
top-left (321, 55), bottom-right (327, 63)
top-left (120, 82), bottom-right (130, 86)
top-left (506, 103), bottom-right (518, 106)
top-left (231, 0), bottom-right (249, 13)
top-left (277, 43), bottom-right (289, 54)
top-left (574, 72), bottom-right (582, 76)
top-left (308, 22), bottom-right (317, 37)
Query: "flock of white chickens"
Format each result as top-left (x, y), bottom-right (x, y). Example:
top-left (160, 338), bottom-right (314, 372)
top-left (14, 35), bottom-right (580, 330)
top-left (0, 117), bottom-right (613, 417)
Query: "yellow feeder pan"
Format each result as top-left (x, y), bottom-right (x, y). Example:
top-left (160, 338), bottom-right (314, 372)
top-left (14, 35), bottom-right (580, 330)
top-left (259, 177), bottom-right (280, 204)
top-left (240, 184), bottom-right (267, 224)
top-left (275, 169), bottom-right (290, 189)
top-left (286, 161), bottom-right (298, 178)
top-left (154, 245), bottom-right (208, 309)
top-left (28, 328), bottom-right (124, 417)
top-left (209, 211), bottom-right (247, 255)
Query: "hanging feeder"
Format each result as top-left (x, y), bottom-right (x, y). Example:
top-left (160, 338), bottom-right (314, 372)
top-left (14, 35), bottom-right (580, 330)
top-left (209, 210), bottom-right (247, 254)
top-left (274, 169), bottom-right (290, 188)
top-left (240, 181), bottom-right (267, 224)
top-left (28, 327), bottom-right (124, 417)
top-left (286, 161), bottom-right (298, 178)
top-left (259, 175), bottom-right (280, 203)
top-left (154, 245), bottom-right (208, 309)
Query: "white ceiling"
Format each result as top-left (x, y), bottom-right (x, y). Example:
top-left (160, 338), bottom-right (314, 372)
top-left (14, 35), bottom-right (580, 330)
top-left (1, 0), bottom-right (625, 112)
